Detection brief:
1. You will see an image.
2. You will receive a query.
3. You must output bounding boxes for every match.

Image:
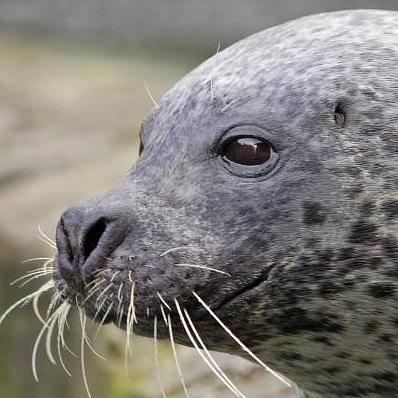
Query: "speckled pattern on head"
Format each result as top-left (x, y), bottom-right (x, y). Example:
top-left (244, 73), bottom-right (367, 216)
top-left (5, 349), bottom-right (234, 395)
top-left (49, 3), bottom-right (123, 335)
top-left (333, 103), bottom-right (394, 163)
top-left (54, 10), bottom-right (398, 398)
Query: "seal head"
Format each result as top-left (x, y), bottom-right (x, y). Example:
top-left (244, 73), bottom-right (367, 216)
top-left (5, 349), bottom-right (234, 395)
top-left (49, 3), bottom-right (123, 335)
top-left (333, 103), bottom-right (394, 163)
top-left (54, 10), bottom-right (398, 398)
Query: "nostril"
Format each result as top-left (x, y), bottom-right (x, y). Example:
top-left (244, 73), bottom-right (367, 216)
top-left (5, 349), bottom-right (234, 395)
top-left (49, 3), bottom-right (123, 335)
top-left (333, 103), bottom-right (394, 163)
top-left (82, 218), bottom-right (108, 262)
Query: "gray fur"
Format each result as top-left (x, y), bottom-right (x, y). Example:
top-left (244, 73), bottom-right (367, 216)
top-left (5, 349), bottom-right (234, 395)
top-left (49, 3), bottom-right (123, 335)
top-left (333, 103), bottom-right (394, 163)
top-left (54, 10), bottom-right (398, 398)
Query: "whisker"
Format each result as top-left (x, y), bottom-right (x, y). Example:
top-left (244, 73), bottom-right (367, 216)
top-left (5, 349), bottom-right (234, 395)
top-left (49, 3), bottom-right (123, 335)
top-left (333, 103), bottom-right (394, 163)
top-left (160, 305), bottom-right (169, 326)
top-left (168, 315), bottom-right (190, 398)
top-left (11, 269), bottom-right (53, 286)
top-left (38, 225), bottom-right (56, 246)
top-left (95, 283), bottom-right (113, 304)
top-left (174, 299), bottom-right (244, 397)
top-left (47, 292), bottom-right (62, 319)
top-left (192, 291), bottom-right (291, 387)
top-left (18, 272), bottom-right (54, 288)
top-left (83, 279), bottom-right (106, 304)
top-left (84, 329), bottom-right (106, 362)
top-left (159, 247), bottom-right (199, 257)
top-left (33, 285), bottom-right (49, 325)
top-left (175, 264), bottom-right (231, 277)
top-left (55, 301), bottom-right (76, 358)
top-left (126, 280), bottom-right (136, 356)
top-left (117, 283), bottom-right (124, 303)
top-left (110, 271), bottom-right (120, 283)
top-left (128, 272), bottom-right (137, 324)
top-left (79, 309), bottom-right (93, 398)
top-left (117, 305), bottom-right (125, 330)
top-left (184, 308), bottom-right (247, 397)
top-left (57, 302), bottom-right (73, 377)
top-left (37, 235), bottom-right (57, 250)
top-left (21, 257), bottom-right (53, 264)
top-left (32, 305), bottom-right (64, 381)
top-left (0, 280), bottom-right (54, 326)
top-left (157, 292), bottom-right (172, 311)
top-left (124, 281), bottom-right (135, 376)
top-left (143, 80), bottom-right (159, 109)
top-left (12, 263), bottom-right (53, 280)
top-left (94, 302), bottom-right (113, 339)
top-left (93, 296), bottom-right (109, 323)
top-left (154, 316), bottom-right (167, 398)
top-left (45, 305), bottom-right (61, 365)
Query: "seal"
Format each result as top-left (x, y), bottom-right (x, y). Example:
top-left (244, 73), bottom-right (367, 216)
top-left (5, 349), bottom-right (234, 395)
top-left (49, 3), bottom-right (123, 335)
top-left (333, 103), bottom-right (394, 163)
top-left (32, 9), bottom-right (398, 398)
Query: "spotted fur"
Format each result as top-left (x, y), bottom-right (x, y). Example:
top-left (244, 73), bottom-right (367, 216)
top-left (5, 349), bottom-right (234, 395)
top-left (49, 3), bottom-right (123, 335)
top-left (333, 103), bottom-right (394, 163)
top-left (54, 10), bottom-right (398, 398)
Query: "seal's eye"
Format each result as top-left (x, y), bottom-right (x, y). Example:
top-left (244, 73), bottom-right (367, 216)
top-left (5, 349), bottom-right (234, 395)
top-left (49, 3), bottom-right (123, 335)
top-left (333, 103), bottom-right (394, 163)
top-left (139, 141), bottom-right (144, 156)
top-left (222, 137), bottom-right (272, 166)
top-left (217, 126), bottom-right (279, 177)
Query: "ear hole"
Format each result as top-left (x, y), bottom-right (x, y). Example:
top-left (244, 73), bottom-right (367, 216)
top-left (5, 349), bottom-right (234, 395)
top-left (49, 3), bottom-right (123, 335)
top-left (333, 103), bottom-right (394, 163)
top-left (334, 102), bottom-right (347, 128)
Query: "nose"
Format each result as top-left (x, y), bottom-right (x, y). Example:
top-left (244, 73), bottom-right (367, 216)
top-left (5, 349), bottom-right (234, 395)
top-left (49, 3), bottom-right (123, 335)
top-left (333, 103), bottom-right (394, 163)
top-left (55, 207), bottom-right (127, 291)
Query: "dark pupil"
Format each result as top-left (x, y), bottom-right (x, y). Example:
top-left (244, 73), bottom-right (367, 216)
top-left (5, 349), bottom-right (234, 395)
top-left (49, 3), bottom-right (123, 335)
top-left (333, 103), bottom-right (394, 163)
top-left (223, 137), bottom-right (271, 166)
top-left (139, 141), bottom-right (144, 155)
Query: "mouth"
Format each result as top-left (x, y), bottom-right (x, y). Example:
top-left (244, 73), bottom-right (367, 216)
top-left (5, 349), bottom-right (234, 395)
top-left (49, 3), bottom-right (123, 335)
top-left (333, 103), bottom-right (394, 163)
top-left (53, 268), bottom-right (274, 355)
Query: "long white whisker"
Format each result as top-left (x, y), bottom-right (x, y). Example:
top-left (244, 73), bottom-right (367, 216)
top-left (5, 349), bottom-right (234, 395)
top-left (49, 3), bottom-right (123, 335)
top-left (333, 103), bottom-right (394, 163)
top-left (79, 309), bottom-right (92, 398)
top-left (0, 280), bottom-right (54, 326)
top-left (95, 283), bottom-right (113, 304)
top-left (45, 306), bottom-right (60, 365)
top-left (116, 283), bottom-right (124, 325)
top-left (11, 269), bottom-right (53, 287)
top-left (159, 247), bottom-right (193, 257)
top-left (126, 280), bottom-right (135, 358)
top-left (193, 291), bottom-right (291, 387)
top-left (37, 235), bottom-right (57, 250)
top-left (184, 308), bottom-right (247, 397)
top-left (174, 299), bottom-right (244, 397)
top-left (59, 304), bottom-right (76, 357)
top-left (22, 257), bottom-right (53, 264)
top-left (32, 305), bottom-right (63, 381)
top-left (44, 292), bottom-right (63, 365)
top-left (110, 271), bottom-right (120, 283)
top-left (83, 279), bottom-right (106, 304)
top-left (175, 264), bottom-right (231, 277)
top-left (157, 292), bottom-right (172, 311)
top-left (17, 272), bottom-right (54, 288)
top-left (38, 225), bottom-right (56, 246)
top-left (154, 316), bottom-right (167, 398)
top-left (33, 285), bottom-right (49, 325)
top-left (168, 315), bottom-right (190, 398)
top-left (57, 303), bottom-right (73, 376)
top-left (93, 296), bottom-right (109, 322)
top-left (94, 302), bottom-right (113, 339)
top-left (84, 331), bottom-right (106, 361)
top-left (11, 264), bottom-right (53, 283)
top-left (160, 305), bottom-right (169, 326)
top-left (46, 292), bottom-right (61, 319)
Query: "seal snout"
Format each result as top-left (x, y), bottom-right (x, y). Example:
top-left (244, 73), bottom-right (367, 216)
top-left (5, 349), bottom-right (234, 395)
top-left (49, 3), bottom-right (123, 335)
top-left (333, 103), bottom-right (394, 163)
top-left (55, 206), bottom-right (127, 292)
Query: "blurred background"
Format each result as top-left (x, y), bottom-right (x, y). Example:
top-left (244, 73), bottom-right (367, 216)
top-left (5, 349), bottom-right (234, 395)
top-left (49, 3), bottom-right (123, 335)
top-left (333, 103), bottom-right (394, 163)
top-left (0, 1), bottom-right (397, 397)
